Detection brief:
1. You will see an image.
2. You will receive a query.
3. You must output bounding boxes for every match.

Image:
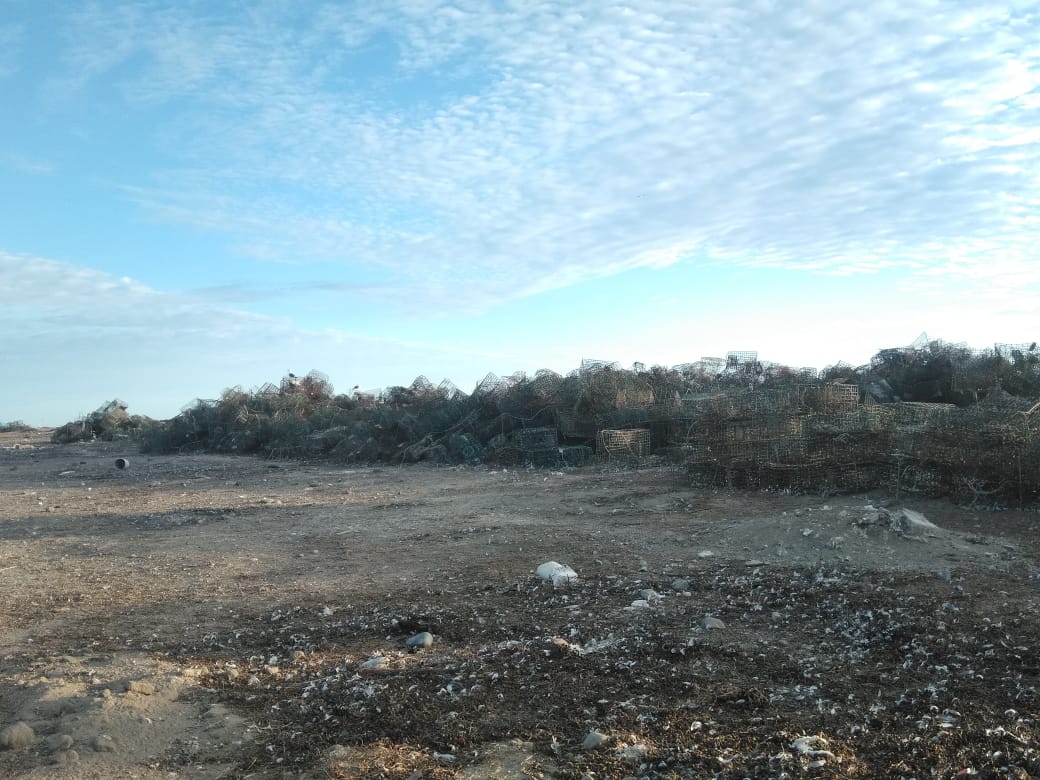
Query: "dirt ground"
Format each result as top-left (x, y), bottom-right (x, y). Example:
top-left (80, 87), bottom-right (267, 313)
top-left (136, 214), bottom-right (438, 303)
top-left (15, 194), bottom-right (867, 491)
top-left (1, 429), bottom-right (1038, 779)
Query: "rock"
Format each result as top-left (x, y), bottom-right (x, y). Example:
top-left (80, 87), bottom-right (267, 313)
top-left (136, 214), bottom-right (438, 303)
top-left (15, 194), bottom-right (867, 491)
top-left (671, 577), bottom-right (691, 592)
top-left (536, 561), bottom-right (578, 587)
top-left (54, 749), bottom-right (79, 764)
top-left (127, 680), bottom-right (156, 695)
top-left (703, 616), bottom-right (726, 630)
top-left (746, 560), bottom-right (764, 567)
top-left (93, 734), bottom-right (117, 753)
top-left (698, 550), bottom-right (715, 558)
top-left (639, 588), bottom-right (662, 603)
top-left (887, 507), bottom-right (940, 537)
top-left (618, 742), bottom-right (649, 765)
top-left (405, 631), bottom-right (434, 650)
top-left (582, 730), bottom-right (610, 750)
top-left (0, 721), bottom-right (35, 749)
top-left (361, 655), bottom-right (388, 669)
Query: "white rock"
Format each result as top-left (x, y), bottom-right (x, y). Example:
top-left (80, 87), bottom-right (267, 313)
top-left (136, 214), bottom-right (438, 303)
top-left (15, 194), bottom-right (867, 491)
top-left (703, 616), bottom-right (726, 630)
top-left (536, 561), bottom-right (578, 586)
top-left (361, 656), bottom-right (388, 669)
top-left (889, 508), bottom-right (940, 536)
top-left (582, 730), bottom-right (610, 750)
top-left (405, 632), bottom-right (434, 650)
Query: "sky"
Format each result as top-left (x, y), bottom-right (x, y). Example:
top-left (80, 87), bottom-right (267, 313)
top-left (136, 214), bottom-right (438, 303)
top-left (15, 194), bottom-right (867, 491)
top-left (2, 0), bottom-right (1039, 425)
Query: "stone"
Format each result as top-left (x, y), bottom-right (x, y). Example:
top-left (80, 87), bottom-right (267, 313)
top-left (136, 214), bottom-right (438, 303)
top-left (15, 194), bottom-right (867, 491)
top-left (361, 656), bottom-right (388, 669)
top-left (582, 730), bottom-right (610, 750)
top-left (888, 507), bottom-right (940, 536)
top-left (536, 561), bottom-right (578, 586)
top-left (671, 577), bottom-right (691, 591)
top-left (405, 631), bottom-right (434, 650)
top-left (0, 721), bottom-right (34, 749)
top-left (703, 616), bottom-right (726, 630)
top-left (93, 734), bottom-right (117, 753)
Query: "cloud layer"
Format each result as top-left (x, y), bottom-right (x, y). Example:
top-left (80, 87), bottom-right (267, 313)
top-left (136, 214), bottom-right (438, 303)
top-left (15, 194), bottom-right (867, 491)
top-left (18, 0), bottom-right (1038, 308)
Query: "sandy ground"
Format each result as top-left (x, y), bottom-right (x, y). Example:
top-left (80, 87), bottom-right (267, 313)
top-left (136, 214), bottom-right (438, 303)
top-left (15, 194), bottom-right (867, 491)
top-left (1, 429), bottom-right (1038, 779)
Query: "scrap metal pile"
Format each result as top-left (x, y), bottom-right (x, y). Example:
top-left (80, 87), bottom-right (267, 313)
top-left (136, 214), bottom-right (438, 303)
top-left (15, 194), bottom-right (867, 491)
top-left (129, 339), bottom-right (1040, 503)
top-left (681, 384), bottom-right (1040, 504)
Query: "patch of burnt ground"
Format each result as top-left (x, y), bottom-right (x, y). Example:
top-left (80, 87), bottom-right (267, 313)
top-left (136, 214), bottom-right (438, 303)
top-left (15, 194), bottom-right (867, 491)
top-left (167, 561), bottom-right (1039, 779)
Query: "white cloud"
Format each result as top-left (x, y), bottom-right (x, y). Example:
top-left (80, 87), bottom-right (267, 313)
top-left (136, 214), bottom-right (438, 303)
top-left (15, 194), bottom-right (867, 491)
top-left (26, 0), bottom-right (1040, 314)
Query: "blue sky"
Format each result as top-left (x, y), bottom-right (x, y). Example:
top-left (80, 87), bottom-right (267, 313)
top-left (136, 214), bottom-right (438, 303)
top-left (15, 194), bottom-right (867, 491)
top-left (2, 0), bottom-right (1039, 425)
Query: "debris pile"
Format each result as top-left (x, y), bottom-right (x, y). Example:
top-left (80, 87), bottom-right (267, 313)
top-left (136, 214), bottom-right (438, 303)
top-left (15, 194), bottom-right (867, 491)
top-left (50, 400), bottom-right (153, 444)
top-left (120, 338), bottom-right (1040, 502)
